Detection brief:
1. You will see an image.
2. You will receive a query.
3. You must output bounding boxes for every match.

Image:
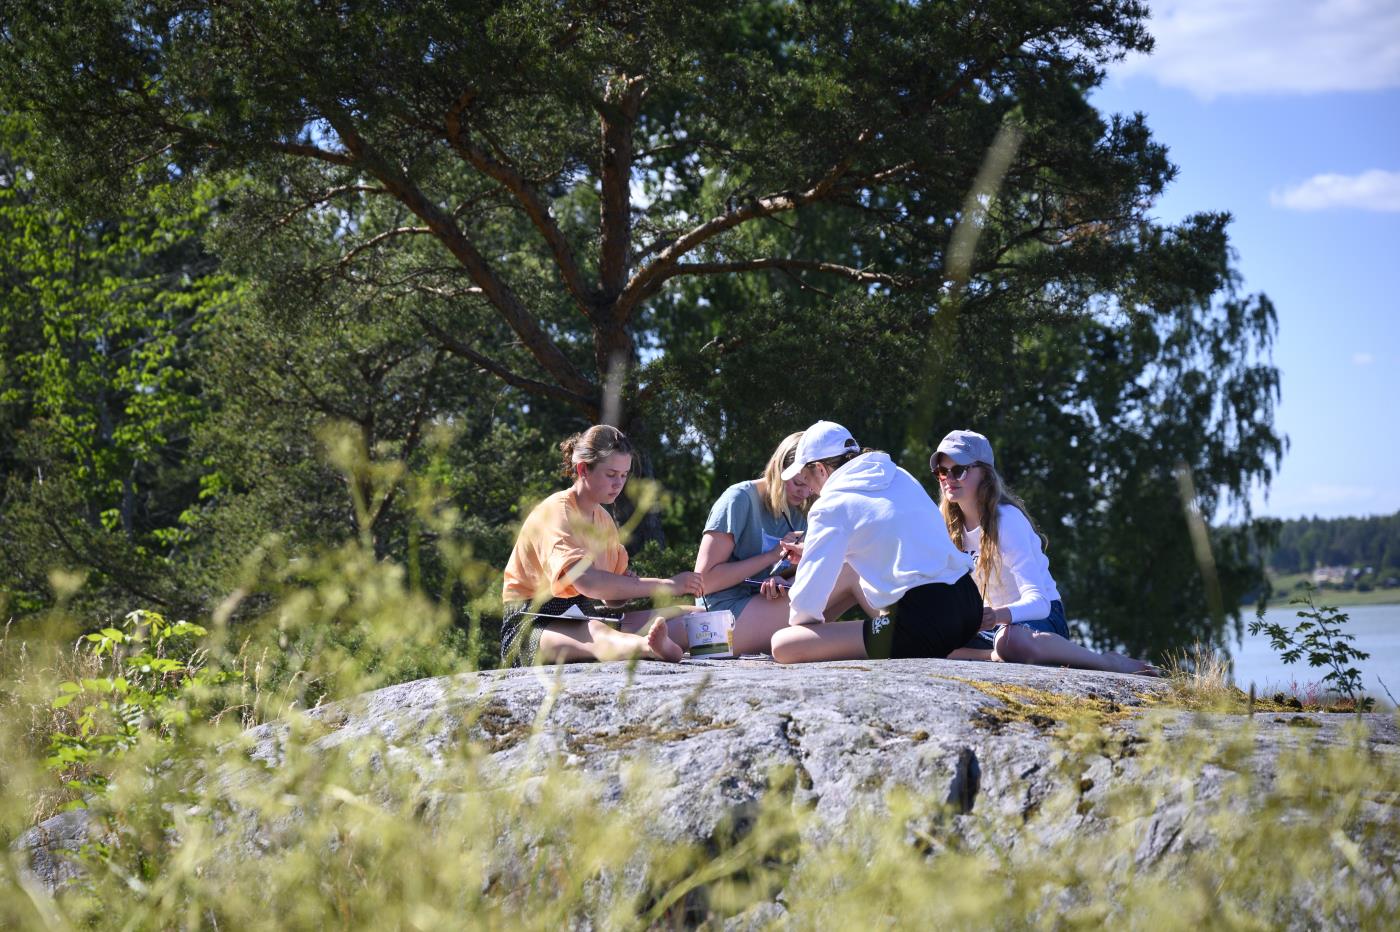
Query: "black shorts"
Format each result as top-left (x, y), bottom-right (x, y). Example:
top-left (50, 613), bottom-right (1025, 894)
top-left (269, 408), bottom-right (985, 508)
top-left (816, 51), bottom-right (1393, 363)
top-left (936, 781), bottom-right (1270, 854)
top-left (862, 573), bottom-right (983, 660)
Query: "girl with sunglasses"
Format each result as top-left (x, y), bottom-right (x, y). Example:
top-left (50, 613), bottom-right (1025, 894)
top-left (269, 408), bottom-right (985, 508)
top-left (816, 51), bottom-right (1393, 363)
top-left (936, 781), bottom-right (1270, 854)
top-left (933, 430), bottom-right (1158, 675)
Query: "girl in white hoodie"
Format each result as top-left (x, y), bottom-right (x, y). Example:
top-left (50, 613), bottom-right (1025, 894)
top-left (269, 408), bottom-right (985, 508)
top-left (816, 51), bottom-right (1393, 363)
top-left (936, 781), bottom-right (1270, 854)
top-left (770, 421), bottom-right (983, 663)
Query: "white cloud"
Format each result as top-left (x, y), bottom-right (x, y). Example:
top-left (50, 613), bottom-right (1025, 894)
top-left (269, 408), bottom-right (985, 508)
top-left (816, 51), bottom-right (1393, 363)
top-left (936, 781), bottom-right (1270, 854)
top-left (1115, 0), bottom-right (1400, 97)
top-left (1353, 352), bottom-right (1376, 365)
top-left (1269, 169), bottom-right (1400, 211)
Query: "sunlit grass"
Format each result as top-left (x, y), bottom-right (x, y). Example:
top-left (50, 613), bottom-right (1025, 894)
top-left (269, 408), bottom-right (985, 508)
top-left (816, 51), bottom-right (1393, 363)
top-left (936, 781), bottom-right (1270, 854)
top-left (1153, 644), bottom-right (1375, 714)
top-left (3, 603), bottom-right (1397, 929)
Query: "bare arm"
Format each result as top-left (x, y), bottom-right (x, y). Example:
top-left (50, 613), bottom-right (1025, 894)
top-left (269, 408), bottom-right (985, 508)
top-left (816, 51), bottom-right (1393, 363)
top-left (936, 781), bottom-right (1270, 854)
top-left (694, 531), bottom-right (783, 595)
top-left (572, 565), bottom-right (703, 601)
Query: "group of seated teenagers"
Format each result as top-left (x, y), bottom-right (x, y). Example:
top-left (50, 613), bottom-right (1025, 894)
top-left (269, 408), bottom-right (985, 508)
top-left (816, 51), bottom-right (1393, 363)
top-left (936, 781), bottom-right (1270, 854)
top-left (499, 420), bottom-right (1158, 676)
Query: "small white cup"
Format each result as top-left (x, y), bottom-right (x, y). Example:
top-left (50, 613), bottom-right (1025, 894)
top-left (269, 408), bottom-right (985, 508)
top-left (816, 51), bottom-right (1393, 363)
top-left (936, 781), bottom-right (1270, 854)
top-left (685, 610), bottom-right (735, 659)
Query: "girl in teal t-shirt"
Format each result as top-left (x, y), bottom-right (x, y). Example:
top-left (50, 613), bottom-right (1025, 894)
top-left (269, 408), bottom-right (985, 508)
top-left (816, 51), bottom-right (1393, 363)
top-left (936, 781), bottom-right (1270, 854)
top-left (694, 432), bottom-right (811, 654)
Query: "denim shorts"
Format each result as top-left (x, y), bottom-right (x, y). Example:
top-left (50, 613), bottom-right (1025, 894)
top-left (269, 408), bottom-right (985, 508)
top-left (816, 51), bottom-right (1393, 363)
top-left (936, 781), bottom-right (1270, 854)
top-left (962, 599), bottom-right (1069, 650)
top-left (699, 589), bottom-right (755, 621)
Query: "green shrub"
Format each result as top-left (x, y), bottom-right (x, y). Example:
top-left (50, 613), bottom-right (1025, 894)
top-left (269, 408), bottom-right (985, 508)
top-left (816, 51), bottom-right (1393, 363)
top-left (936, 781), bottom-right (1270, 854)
top-left (1249, 586), bottom-right (1373, 709)
top-left (45, 609), bottom-right (237, 801)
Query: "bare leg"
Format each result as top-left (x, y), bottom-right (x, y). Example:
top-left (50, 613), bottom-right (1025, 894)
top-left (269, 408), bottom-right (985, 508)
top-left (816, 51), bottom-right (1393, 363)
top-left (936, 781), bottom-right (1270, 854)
top-left (711, 595), bottom-right (784, 655)
top-left (821, 563), bottom-right (878, 622)
top-left (993, 626), bottom-right (1158, 676)
top-left (619, 604), bottom-right (700, 649)
top-left (537, 618), bottom-right (683, 664)
top-left (1102, 650), bottom-right (1163, 677)
top-left (771, 620), bottom-right (869, 664)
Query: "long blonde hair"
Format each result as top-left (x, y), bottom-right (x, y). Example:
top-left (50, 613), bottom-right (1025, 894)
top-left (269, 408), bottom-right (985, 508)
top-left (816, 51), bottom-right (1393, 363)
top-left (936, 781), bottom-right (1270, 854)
top-left (760, 432), bottom-right (806, 519)
top-left (939, 461), bottom-right (1047, 595)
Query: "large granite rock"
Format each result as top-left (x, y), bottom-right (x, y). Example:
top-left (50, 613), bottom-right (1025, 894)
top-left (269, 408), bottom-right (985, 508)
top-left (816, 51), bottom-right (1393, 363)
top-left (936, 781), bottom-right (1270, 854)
top-left (14, 657), bottom-right (1399, 902)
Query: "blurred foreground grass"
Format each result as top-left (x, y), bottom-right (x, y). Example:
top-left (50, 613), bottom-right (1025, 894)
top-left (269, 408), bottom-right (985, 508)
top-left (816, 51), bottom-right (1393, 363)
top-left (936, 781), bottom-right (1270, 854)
top-left (3, 587), bottom-right (1398, 927)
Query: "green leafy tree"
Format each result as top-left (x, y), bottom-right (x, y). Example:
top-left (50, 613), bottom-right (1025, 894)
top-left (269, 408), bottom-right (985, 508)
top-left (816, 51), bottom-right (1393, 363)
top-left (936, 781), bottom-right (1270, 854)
top-left (1000, 213), bottom-right (1284, 653)
top-left (0, 0), bottom-right (1163, 531)
top-left (0, 2), bottom-right (1287, 656)
top-left (0, 124), bottom-right (241, 615)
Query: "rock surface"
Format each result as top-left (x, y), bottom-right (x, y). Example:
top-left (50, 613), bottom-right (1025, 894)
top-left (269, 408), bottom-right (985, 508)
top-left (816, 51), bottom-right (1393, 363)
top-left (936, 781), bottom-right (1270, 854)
top-left (15, 657), bottom-right (1400, 896)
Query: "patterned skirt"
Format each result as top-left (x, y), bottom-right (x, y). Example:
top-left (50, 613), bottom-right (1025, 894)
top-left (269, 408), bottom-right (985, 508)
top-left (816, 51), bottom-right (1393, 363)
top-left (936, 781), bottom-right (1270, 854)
top-left (500, 594), bottom-right (622, 667)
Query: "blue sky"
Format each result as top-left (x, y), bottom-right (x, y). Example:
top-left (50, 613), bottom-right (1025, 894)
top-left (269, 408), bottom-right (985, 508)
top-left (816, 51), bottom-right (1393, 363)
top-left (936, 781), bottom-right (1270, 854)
top-left (1089, 0), bottom-right (1400, 521)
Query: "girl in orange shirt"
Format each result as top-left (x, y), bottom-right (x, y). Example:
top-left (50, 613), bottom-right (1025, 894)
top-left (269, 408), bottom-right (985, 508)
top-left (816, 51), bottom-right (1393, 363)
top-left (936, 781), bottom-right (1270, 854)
top-left (500, 425), bottom-right (703, 666)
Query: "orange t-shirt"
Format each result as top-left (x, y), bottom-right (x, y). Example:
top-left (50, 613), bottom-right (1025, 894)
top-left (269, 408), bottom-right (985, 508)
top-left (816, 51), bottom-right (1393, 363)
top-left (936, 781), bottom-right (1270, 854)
top-left (501, 489), bottom-right (629, 603)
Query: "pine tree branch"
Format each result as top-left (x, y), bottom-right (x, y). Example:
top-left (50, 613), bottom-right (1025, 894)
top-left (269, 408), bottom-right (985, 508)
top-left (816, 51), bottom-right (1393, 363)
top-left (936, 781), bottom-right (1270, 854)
top-left (324, 107), bottom-right (596, 402)
top-left (617, 128), bottom-right (875, 317)
top-left (442, 89), bottom-right (597, 318)
top-left (266, 139), bottom-right (357, 166)
top-left (337, 226), bottom-right (434, 270)
top-left (40, 511), bottom-right (171, 609)
top-left (271, 184), bottom-right (392, 230)
top-left (664, 257), bottom-right (912, 288)
top-left (415, 314), bottom-right (596, 414)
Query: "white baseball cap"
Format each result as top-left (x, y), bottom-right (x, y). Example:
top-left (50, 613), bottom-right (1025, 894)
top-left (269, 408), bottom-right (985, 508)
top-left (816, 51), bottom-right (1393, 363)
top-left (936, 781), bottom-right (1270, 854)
top-left (931, 429), bottom-right (995, 470)
top-left (781, 420), bottom-right (859, 480)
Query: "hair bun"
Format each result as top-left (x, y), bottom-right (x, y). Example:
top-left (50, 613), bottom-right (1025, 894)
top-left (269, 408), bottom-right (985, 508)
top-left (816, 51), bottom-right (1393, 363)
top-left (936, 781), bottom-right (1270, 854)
top-left (559, 425), bottom-right (634, 479)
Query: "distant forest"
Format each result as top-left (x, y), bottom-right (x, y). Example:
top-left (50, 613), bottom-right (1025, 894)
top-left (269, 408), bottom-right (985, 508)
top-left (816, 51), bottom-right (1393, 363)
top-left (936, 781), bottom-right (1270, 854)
top-left (1265, 513), bottom-right (1400, 577)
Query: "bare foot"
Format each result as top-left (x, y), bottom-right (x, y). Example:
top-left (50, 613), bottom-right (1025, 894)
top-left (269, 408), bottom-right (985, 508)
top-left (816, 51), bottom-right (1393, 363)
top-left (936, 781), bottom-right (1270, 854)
top-left (642, 617), bottom-right (684, 663)
top-left (1104, 651), bottom-right (1161, 677)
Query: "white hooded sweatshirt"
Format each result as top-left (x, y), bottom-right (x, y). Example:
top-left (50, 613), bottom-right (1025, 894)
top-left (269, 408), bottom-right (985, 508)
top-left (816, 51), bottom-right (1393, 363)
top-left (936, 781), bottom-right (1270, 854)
top-left (788, 451), bottom-right (974, 623)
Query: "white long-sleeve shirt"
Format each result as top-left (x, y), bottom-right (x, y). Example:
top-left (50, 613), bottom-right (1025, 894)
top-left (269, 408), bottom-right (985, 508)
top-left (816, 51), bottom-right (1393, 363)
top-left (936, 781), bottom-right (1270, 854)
top-left (961, 504), bottom-right (1061, 622)
top-left (788, 452), bottom-right (974, 623)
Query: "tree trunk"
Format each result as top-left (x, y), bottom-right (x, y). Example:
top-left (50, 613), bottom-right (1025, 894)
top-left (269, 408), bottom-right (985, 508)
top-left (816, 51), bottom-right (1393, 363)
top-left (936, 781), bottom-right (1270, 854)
top-left (589, 319), bottom-right (666, 551)
top-left (615, 409), bottom-right (667, 553)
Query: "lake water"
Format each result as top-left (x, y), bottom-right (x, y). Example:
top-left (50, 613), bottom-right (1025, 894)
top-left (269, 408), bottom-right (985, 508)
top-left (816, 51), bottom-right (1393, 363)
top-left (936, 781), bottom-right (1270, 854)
top-left (1230, 602), bottom-right (1400, 706)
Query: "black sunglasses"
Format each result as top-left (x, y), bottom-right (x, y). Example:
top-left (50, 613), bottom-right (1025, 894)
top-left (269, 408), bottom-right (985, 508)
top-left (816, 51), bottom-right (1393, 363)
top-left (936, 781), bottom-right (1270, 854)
top-left (934, 463), bottom-right (979, 481)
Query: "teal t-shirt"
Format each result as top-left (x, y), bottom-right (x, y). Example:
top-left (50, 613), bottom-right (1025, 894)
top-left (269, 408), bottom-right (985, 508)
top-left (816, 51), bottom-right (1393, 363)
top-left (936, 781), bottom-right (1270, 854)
top-left (700, 480), bottom-right (806, 614)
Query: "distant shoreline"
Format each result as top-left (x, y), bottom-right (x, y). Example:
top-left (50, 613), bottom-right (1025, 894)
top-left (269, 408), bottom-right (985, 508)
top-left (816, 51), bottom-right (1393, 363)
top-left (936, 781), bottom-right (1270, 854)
top-left (1252, 590), bottom-right (1400, 610)
top-left (1255, 571), bottom-right (1400, 609)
